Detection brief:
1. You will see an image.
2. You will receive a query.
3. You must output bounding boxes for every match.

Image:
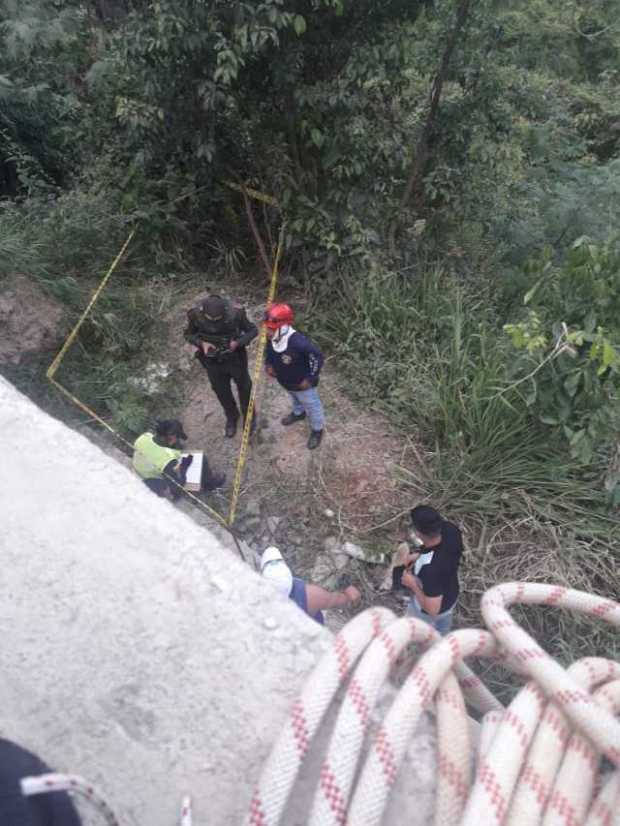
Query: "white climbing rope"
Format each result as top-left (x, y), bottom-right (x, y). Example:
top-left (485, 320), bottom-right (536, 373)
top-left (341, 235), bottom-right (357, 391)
top-left (21, 773), bottom-right (121, 826)
top-left (247, 581), bottom-right (620, 826)
top-left (19, 582), bottom-right (620, 826)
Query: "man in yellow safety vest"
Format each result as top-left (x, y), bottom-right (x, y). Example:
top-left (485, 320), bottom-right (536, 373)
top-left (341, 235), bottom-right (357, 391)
top-left (132, 419), bottom-right (224, 499)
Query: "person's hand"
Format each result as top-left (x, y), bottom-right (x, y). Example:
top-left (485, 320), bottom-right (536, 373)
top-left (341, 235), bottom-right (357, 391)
top-left (298, 378), bottom-right (311, 390)
top-left (344, 585), bottom-right (362, 604)
top-left (401, 570), bottom-right (418, 592)
top-left (180, 454), bottom-right (193, 470)
top-left (394, 541), bottom-right (419, 567)
top-left (266, 365), bottom-right (275, 377)
top-left (229, 339), bottom-right (239, 351)
top-left (201, 341), bottom-right (215, 355)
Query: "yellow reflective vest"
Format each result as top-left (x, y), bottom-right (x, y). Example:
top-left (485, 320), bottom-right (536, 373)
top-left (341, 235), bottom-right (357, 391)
top-left (132, 432), bottom-right (182, 480)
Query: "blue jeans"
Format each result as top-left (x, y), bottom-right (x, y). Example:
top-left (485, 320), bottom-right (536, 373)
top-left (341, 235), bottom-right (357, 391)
top-left (288, 387), bottom-right (325, 431)
top-left (406, 598), bottom-right (455, 636)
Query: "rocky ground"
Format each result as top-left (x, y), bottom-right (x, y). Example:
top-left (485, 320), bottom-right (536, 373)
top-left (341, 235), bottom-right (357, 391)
top-left (0, 271), bottom-right (421, 632)
top-left (162, 281), bottom-right (420, 630)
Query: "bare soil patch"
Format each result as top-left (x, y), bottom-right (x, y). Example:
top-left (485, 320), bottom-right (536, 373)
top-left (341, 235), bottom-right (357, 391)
top-left (0, 275), bottom-right (66, 365)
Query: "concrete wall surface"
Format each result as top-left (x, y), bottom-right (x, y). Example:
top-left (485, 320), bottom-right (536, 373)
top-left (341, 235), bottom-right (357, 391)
top-left (0, 377), bottom-right (436, 826)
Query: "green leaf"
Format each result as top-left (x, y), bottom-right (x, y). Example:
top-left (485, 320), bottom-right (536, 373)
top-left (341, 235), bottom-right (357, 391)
top-left (563, 372), bottom-right (581, 398)
top-left (294, 15), bottom-right (306, 36)
top-left (310, 127), bottom-right (325, 148)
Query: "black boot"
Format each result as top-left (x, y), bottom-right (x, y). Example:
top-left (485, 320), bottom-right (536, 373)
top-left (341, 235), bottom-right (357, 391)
top-left (307, 429), bottom-right (323, 450)
top-left (281, 411), bottom-right (306, 426)
top-left (225, 418), bottom-right (237, 438)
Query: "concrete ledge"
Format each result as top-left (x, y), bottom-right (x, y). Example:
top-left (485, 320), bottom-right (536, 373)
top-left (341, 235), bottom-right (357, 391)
top-left (0, 377), bottom-right (331, 825)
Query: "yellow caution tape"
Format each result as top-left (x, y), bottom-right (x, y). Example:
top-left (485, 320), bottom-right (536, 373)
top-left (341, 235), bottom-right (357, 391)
top-left (47, 230), bottom-right (136, 380)
top-left (226, 224), bottom-right (284, 527)
top-left (46, 229), bottom-right (230, 530)
top-left (221, 180), bottom-right (278, 206)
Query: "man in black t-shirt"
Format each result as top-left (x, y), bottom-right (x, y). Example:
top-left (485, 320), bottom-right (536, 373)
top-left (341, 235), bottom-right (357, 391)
top-left (400, 505), bottom-right (463, 635)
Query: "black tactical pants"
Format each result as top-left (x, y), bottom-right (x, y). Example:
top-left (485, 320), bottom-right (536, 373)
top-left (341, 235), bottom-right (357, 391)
top-left (201, 349), bottom-right (253, 422)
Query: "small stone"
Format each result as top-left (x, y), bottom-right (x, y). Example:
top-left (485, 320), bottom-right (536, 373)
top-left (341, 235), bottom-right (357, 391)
top-left (343, 541), bottom-right (366, 561)
top-left (324, 508), bottom-right (335, 519)
top-left (263, 617), bottom-right (278, 630)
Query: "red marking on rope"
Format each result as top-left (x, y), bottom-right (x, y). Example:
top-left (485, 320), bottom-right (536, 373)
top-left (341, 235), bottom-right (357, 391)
top-left (489, 619), bottom-right (515, 631)
top-left (515, 583), bottom-right (526, 602)
top-left (475, 630), bottom-right (489, 655)
top-left (412, 667), bottom-right (433, 705)
top-left (520, 764), bottom-right (549, 807)
top-left (182, 806), bottom-right (189, 816)
top-left (589, 797), bottom-right (613, 826)
top-left (553, 689), bottom-right (591, 707)
top-left (347, 677), bottom-right (370, 729)
top-left (437, 752), bottom-right (468, 803)
top-left (478, 761), bottom-right (508, 822)
top-left (597, 686), bottom-right (619, 710)
top-left (290, 698), bottom-right (310, 757)
top-left (544, 708), bottom-right (570, 748)
top-left (503, 709), bottom-right (530, 750)
top-left (447, 634), bottom-right (461, 664)
top-left (426, 626), bottom-right (436, 643)
top-left (568, 736), bottom-right (597, 773)
top-left (588, 599), bottom-right (619, 620)
top-left (371, 610), bottom-right (383, 638)
top-left (436, 687), bottom-right (461, 710)
top-left (544, 586), bottom-right (568, 606)
top-left (334, 635), bottom-right (350, 679)
top-left (375, 726), bottom-right (398, 786)
top-left (248, 792), bottom-right (268, 826)
top-left (379, 629), bottom-right (398, 665)
top-left (524, 682), bottom-right (546, 706)
top-left (515, 646), bottom-right (545, 663)
top-left (45, 780), bottom-right (55, 787)
top-left (319, 762), bottom-right (347, 825)
top-left (548, 788), bottom-right (579, 826)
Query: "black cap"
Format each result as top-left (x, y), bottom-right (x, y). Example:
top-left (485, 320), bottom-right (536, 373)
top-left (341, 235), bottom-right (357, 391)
top-left (155, 419), bottom-right (187, 441)
top-left (410, 505), bottom-right (442, 537)
top-left (202, 295), bottom-right (226, 320)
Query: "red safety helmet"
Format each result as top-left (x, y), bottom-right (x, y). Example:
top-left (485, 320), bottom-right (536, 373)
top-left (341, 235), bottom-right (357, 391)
top-left (263, 303), bottom-right (294, 330)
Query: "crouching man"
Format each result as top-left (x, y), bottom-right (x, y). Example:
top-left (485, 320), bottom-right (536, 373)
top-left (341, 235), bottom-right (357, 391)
top-left (396, 505), bottom-right (464, 635)
top-left (132, 419), bottom-right (225, 499)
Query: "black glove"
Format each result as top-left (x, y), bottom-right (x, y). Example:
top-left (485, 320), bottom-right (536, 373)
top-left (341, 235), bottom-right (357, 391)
top-left (180, 454), bottom-right (193, 470)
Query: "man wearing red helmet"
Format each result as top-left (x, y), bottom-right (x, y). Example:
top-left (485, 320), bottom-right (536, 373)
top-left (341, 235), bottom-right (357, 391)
top-left (263, 303), bottom-right (325, 450)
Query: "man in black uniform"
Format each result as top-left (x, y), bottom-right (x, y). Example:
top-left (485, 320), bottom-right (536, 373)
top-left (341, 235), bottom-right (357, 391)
top-left (184, 295), bottom-right (258, 438)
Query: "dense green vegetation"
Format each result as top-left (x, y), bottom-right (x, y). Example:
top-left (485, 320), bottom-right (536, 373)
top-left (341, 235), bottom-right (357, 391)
top-left (1, 0), bottom-right (618, 664)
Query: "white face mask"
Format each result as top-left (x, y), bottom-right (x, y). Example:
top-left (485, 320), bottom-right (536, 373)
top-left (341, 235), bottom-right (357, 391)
top-left (271, 325), bottom-right (295, 353)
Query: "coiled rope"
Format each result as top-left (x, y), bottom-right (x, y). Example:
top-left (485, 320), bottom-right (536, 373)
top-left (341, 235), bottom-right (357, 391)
top-left (20, 582), bottom-right (620, 826)
top-left (246, 582), bottom-right (620, 826)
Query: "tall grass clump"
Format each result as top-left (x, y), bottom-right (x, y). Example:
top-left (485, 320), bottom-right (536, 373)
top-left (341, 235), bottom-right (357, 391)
top-left (314, 262), bottom-right (619, 692)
